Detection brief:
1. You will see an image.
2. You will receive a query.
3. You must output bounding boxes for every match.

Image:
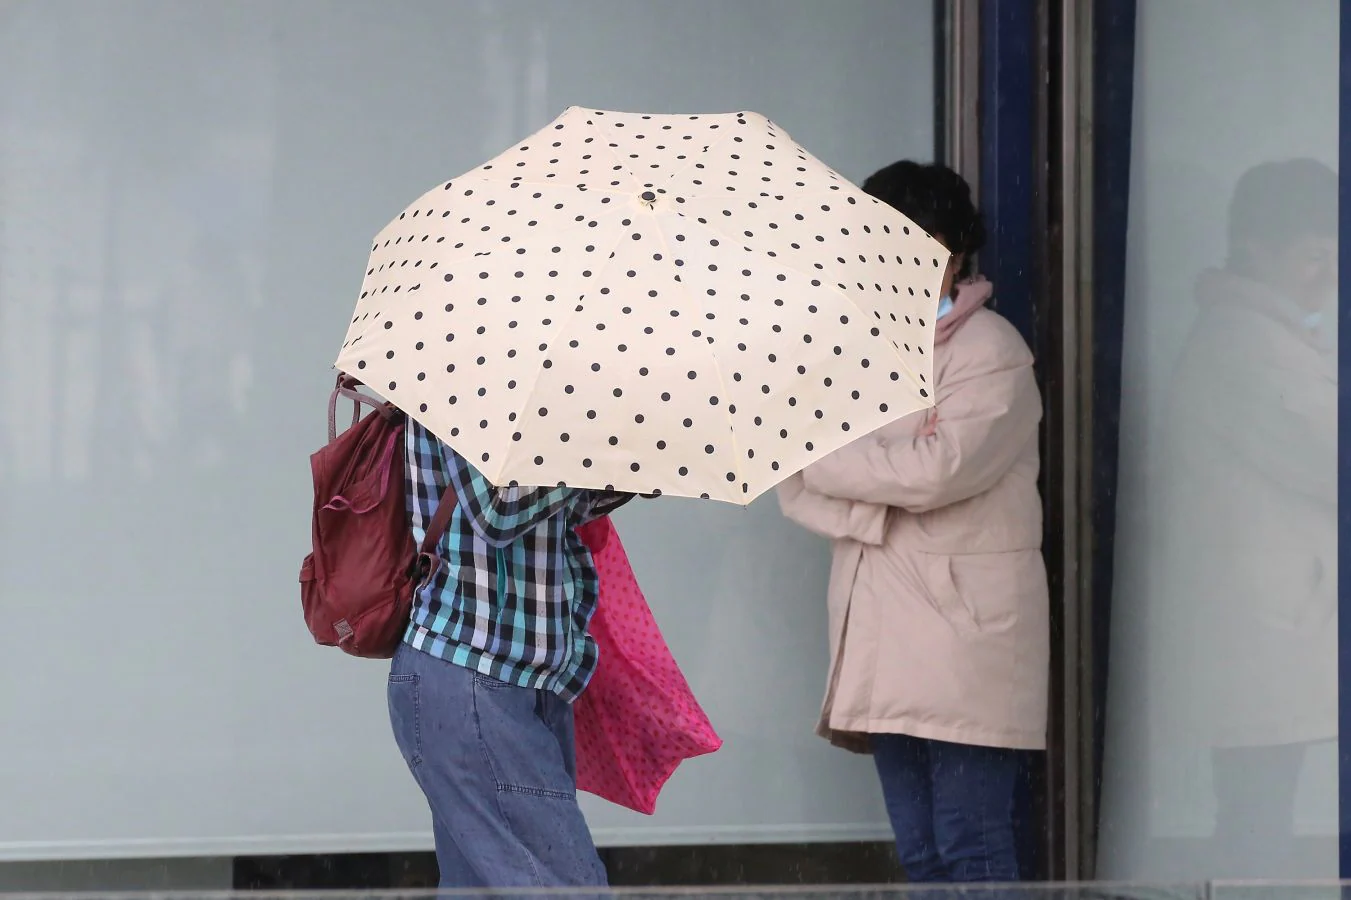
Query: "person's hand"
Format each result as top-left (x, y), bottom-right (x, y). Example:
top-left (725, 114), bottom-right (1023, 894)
top-left (918, 408), bottom-right (940, 438)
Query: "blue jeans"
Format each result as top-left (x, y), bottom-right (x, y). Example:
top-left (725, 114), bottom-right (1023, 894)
top-left (387, 643), bottom-right (608, 889)
top-left (872, 734), bottom-right (1022, 883)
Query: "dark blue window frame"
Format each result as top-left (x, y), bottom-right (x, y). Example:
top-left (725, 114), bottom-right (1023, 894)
top-left (978, 0), bottom-right (1137, 876)
top-left (1338, 0), bottom-right (1351, 879)
top-left (979, 0), bottom-right (1041, 876)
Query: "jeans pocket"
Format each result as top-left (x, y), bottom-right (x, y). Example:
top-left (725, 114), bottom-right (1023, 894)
top-left (470, 675), bottom-right (574, 799)
top-left (387, 673), bottom-right (422, 768)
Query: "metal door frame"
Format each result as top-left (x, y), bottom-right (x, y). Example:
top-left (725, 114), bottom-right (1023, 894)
top-left (945, 0), bottom-right (1100, 880)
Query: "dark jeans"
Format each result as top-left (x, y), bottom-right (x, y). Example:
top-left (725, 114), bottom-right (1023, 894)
top-left (873, 733), bottom-right (1022, 883)
top-left (387, 643), bottom-right (608, 889)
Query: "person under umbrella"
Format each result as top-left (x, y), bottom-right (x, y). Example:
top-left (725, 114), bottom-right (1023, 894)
top-left (388, 418), bottom-right (633, 888)
top-left (343, 109), bottom-right (947, 889)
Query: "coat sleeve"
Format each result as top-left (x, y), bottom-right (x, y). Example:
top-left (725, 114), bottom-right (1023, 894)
top-left (776, 473), bottom-right (888, 545)
top-left (802, 326), bottom-right (1042, 513)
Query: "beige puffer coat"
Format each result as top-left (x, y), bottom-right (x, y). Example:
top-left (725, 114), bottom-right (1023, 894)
top-left (778, 307), bottom-right (1049, 751)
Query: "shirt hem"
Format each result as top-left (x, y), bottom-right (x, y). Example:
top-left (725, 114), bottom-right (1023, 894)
top-left (403, 625), bottom-right (591, 702)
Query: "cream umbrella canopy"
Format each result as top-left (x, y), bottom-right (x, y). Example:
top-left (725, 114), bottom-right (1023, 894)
top-left (335, 107), bottom-right (948, 504)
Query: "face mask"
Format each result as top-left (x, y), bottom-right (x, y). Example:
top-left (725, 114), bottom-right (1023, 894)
top-left (936, 294), bottom-right (955, 320)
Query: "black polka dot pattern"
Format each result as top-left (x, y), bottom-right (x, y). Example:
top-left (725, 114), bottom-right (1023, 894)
top-left (334, 107), bottom-right (947, 504)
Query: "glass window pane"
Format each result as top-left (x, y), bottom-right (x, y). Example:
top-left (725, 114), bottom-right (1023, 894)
top-left (1097, 0), bottom-right (1340, 882)
top-left (0, 0), bottom-right (935, 864)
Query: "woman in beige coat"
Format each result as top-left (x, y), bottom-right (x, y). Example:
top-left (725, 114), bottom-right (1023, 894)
top-left (778, 161), bottom-right (1048, 883)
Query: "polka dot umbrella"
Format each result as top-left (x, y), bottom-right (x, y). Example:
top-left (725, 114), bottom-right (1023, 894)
top-left (335, 107), bottom-right (948, 504)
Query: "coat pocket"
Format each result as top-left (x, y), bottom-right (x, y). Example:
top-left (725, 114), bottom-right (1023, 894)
top-left (918, 551), bottom-right (1022, 636)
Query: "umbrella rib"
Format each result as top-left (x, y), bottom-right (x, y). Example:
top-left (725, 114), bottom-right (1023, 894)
top-left (586, 114), bottom-right (743, 203)
top-left (408, 178), bottom-right (637, 288)
top-left (471, 114), bottom-right (679, 200)
top-left (455, 164), bottom-right (634, 202)
top-left (677, 198), bottom-right (937, 399)
top-left (502, 239), bottom-right (632, 490)
top-left (799, 272), bottom-right (931, 401)
top-left (648, 214), bottom-right (745, 501)
top-left (804, 272), bottom-right (929, 398)
top-left (584, 116), bottom-right (655, 192)
top-left (662, 125), bottom-right (740, 186)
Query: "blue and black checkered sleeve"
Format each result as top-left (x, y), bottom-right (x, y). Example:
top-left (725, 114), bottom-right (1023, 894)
top-left (440, 446), bottom-right (578, 548)
top-left (579, 491), bottom-right (635, 523)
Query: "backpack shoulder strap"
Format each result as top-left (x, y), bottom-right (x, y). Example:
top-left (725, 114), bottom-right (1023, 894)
top-left (329, 374), bottom-right (398, 441)
top-left (410, 480), bottom-right (460, 586)
top-left (419, 481), bottom-right (459, 556)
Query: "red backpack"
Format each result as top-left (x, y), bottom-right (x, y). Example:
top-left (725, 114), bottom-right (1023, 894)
top-left (298, 375), bottom-right (456, 658)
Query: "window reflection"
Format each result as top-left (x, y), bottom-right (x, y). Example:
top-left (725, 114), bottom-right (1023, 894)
top-left (1098, 0), bottom-right (1339, 881)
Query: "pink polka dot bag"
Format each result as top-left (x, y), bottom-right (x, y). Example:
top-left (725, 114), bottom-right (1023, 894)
top-left (573, 517), bottom-right (722, 815)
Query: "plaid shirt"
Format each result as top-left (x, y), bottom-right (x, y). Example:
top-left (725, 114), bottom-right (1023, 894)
top-left (403, 419), bottom-right (631, 700)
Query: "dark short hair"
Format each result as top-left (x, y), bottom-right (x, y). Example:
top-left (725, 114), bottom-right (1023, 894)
top-left (860, 161), bottom-right (986, 267)
top-left (1228, 158), bottom-right (1337, 253)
